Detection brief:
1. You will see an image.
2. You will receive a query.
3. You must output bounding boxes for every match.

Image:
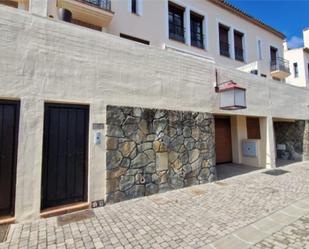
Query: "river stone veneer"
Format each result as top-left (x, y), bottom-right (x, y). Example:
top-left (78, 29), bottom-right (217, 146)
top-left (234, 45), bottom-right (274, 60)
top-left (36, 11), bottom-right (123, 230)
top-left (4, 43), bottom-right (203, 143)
top-left (106, 105), bottom-right (216, 203)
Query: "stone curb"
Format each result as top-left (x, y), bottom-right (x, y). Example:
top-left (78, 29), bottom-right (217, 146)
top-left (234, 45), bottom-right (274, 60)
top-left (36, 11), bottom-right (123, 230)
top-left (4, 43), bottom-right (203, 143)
top-left (206, 196), bottom-right (309, 249)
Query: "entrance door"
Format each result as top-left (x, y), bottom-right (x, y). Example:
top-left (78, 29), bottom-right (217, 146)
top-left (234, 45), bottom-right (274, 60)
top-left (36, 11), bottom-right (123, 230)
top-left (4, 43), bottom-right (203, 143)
top-left (42, 103), bottom-right (89, 210)
top-left (0, 100), bottom-right (19, 217)
top-left (215, 117), bottom-right (232, 164)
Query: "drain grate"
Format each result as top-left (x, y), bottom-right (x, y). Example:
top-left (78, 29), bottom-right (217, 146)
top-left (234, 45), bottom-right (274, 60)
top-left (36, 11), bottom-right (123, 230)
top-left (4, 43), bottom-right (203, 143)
top-left (0, 224), bottom-right (9, 243)
top-left (263, 169), bottom-right (290, 176)
top-left (57, 209), bottom-right (95, 226)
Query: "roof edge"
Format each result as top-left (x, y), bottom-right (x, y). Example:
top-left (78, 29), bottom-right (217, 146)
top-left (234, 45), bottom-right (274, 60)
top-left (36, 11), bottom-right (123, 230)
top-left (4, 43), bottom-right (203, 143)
top-left (208, 0), bottom-right (286, 39)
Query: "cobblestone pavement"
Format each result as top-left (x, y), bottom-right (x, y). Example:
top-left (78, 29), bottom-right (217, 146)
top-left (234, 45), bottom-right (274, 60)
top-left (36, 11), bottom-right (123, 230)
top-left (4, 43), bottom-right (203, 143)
top-left (1, 162), bottom-right (309, 249)
top-left (252, 213), bottom-right (309, 249)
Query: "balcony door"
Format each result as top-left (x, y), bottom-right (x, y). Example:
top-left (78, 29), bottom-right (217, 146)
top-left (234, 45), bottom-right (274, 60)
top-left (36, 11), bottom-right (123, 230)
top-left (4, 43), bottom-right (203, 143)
top-left (270, 46), bottom-right (278, 65)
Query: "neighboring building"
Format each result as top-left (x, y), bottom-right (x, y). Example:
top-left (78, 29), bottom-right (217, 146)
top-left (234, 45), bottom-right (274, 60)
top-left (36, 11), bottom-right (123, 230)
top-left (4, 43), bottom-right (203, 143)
top-left (284, 28), bottom-right (309, 88)
top-left (2, 0), bottom-right (290, 81)
top-left (0, 2), bottom-right (308, 223)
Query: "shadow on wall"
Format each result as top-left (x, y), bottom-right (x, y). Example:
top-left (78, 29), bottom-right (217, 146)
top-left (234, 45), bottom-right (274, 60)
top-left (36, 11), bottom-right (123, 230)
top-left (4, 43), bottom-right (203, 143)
top-left (106, 105), bottom-right (216, 203)
top-left (274, 121), bottom-right (307, 161)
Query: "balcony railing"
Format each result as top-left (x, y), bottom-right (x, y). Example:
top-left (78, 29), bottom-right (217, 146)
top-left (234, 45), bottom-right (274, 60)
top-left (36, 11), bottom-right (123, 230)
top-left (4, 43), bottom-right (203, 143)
top-left (77, 0), bottom-right (111, 11)
top-left (220, 41), bottom-right (230, 57)
top-left (169, 23), bottom-right (185, 43)
top-left (234, 47), bottom-right (244, 62)
top-left (270, 57), bottom-right (290, 73)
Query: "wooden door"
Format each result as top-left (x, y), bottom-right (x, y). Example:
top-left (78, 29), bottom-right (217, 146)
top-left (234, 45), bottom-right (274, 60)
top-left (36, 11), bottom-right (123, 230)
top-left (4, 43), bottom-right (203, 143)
top-left (215, 117), bottom-right (232, 164)
top-left (42, 104), bottom-right (89, 210)
top-left (0, 100), bottom-right (19, 217)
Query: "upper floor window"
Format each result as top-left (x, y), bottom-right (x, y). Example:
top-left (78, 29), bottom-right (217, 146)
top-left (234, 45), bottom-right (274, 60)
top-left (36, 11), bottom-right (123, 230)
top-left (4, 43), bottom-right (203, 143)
top-left (294, 63), bottom-right (299, 78)
top-left (219, 24), bottom-right (230, 57)
top-left (190, 12), bottom-right (204, 49)
top-left (168, 2), bottom-right (185, 43)
top-left (131, 0), bottom-right (137, 14)
top-left (270, 46), bottom-right (278, 65)
top-left (234, 30), bottom-right (244, 62)
top-left (257, 39), bottom-right (262, 60)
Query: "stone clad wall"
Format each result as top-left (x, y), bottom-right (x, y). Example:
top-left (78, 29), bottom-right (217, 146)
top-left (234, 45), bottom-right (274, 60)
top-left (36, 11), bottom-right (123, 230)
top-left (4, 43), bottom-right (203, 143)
top-left (274, 121), bottom-right (308, 161)
top-left (106, 105), bottom-right (216, 203)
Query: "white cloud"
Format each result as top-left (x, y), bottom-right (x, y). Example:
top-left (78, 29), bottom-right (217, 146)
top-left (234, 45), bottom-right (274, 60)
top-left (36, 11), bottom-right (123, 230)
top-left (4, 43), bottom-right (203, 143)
top-left (287, 36), bottom-right (304, 49)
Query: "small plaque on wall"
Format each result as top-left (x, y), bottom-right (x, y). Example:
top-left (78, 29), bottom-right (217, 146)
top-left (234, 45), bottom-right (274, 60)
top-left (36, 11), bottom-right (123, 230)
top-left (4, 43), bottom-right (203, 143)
top-left (91, 200), bottom-right (105, 208)
top-left (93, 123), bottom-right (104, 130)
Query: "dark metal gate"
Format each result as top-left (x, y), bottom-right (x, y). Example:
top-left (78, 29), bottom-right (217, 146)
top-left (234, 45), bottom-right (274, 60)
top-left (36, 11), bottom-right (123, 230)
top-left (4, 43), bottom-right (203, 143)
top-left (41, 103), bottom-right (89, 210)
top-left (0, 100), bottom-right (19, 217)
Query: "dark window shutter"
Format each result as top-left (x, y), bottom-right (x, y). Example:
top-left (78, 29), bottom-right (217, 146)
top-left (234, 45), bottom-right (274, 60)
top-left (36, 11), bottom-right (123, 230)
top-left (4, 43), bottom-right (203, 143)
top-left (247, 118), bottom-right (261, 139)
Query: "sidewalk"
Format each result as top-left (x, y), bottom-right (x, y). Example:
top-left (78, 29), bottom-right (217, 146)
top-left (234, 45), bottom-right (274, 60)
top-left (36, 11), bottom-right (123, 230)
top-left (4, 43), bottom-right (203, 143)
top-left (1, 162), bottom-right (309, 249)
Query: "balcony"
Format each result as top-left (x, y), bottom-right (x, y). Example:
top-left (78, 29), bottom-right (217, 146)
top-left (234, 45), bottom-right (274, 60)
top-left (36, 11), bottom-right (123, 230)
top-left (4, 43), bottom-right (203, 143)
top-left (220, 41), bottom-right (230, 57)
top-left (270, 57), bottom-right (290, 79)
top-left (57, 0), bottom-right (114, 28)
top-left (0, 0), bottom-right (29, 10)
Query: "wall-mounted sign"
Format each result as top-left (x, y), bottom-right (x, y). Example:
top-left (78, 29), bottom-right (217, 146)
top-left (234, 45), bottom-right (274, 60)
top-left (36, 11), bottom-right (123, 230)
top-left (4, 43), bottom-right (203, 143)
top-left (93, 123), bottom-right (104, 130)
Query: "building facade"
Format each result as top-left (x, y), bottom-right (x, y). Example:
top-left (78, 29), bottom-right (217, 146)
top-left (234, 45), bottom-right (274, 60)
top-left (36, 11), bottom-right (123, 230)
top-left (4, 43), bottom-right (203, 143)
top-left (0, 1), bottom-right (308, 223)
top-left (3, 0), bottom-right (291, 80)
top-left (284, 28), bottom-right (309, 88)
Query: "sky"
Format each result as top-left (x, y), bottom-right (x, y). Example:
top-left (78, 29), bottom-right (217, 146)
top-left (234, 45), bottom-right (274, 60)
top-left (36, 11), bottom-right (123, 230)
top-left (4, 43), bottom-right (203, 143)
top-left (228, 0), bottom-right (309, 48)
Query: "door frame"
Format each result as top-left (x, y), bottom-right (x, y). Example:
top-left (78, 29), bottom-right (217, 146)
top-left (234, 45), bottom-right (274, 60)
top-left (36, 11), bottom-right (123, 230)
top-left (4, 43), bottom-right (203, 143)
top-left (0, 99), bottom-right (20, 217)
top-left (41, 102), bottom-right (89, 211)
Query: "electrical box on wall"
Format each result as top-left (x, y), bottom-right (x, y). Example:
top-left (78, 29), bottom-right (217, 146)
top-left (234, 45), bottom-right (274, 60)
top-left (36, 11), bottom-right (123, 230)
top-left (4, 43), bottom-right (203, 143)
top-left (242, 140), bottom-right (257, 157)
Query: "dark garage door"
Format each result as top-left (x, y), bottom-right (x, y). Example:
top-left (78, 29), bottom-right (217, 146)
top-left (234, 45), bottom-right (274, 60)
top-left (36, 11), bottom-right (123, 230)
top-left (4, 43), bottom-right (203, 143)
top-left (42, 103), bottom-right (89, 210)
top-left (215, 117), bottom-right (232, 164)
top-left (0, 100), bottom-right (19, 217)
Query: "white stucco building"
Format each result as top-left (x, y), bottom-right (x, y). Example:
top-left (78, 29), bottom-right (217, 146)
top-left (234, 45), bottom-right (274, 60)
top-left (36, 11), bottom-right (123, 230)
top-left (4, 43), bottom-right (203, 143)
top-left (284, 28), bottom-right (309, 88)
top-left (3, 0), bottom-right (291, 80)
top-left (0, 0), bottom-right (308, 223)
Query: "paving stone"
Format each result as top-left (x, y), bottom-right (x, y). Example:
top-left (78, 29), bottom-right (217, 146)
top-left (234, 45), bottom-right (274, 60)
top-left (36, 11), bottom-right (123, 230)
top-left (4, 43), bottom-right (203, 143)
top-left (2, 162), bottom-right (309, 248)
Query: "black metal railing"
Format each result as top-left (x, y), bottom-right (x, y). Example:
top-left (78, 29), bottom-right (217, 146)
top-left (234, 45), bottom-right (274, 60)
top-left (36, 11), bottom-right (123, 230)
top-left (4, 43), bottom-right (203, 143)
top-left (77, 0), bottom-right (111, 11)
top-left (191, 34), bottom-right (204, 49)
top-left (270, 57), bottom-right (290, 73)
top-left (220, 41), bottom-right (230, 57)
top-left (234, 47), bottom-right (244, 62)
top-left (169, 23), bottom-right (185, 43)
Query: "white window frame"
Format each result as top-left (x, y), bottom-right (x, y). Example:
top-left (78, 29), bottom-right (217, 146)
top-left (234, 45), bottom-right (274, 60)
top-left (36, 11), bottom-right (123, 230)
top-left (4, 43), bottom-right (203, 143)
top-left (216, 19), bottom-right (234, 59)
top-left (164, 0), bottom-right (208, 50)
top-left (233, 27), bottom-right (247, 63)
top-left (128, 0), bottom-right (143, 16)
top-left (189, 7), bottom-right (208, 50)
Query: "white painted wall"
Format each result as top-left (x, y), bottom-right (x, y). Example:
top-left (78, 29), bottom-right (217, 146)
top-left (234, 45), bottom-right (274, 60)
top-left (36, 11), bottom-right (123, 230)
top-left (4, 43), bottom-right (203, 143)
top-left (285, 49), bottom-right (309, 88)
top-left (41, 0), bottom-right (285, 76)
top-left (107, 0), bottom-right (285, 72)
top-left (0, 6), bottom-right (308, 221)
